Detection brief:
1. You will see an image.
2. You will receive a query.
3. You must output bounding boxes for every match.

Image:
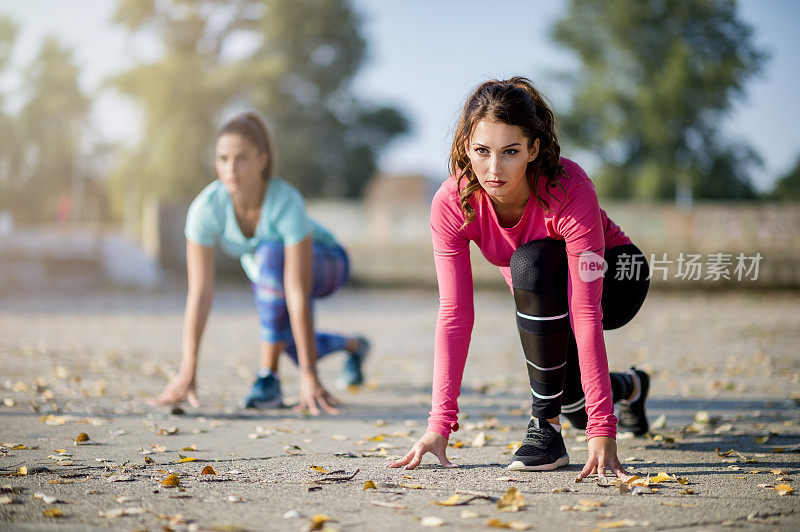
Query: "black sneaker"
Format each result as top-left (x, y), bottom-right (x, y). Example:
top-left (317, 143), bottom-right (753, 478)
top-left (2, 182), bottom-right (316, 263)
top-left (508, 418), bottom-right (569, 471)
top-left (242, 371), bottom-right (284, 409)
top-left (617, 368), bottom-right (649, 436)
top-left (337, 336), bottom-right (370, 390)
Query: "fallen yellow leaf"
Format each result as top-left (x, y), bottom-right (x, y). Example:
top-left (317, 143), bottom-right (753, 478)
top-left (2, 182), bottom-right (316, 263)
top-left (775, 484), bottom-right (794, 495)
top-left (596, 519), bottom-right (641, 529)
top-left (181, 445), bottom-right (197, 451)
top-left (450, 440), bottom-right (464, 448)
top-left (487, 518), bottom-right (531, 530)
top-left (363, 480), bottom-right (377, 490)
top-left (14, 466), bottom-right (27, 476)
top-left (144, 456), bottom-right (153, 464)
top-left (650, 472), bottom-right (672, 484)
top-left (177, 454), bottom-right (196, 463)
top-left (75, 433), bottom-right (90, 443)
top-left (755, 435), bottom-right (771, 444)
top-left (433, 494), bottom-right (468, 506)
top-left (42, 507), bottom-right (63, 518)
top-left (677, 477), bottom-right (690, 485)
top-left (368, 435), bottom-right (385, 442)
top-left (402, 483), bottom-right (423, 489)
top-left (201, 465), bottom-right (216, 475)
top-left (308, 514), bottom-right (330, 530)
top-left (497, 487), bottom-right (525, 512)
top-left (161, 474), bottom-right (180, 487)
top-left (309, 466), bottom-right (329, 473)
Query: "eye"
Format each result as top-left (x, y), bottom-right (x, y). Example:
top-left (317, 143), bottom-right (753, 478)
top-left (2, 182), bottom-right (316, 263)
top-left (473, 146), bottom-right (489, 154)
top-left (503, 148), bottom-right (519, 156)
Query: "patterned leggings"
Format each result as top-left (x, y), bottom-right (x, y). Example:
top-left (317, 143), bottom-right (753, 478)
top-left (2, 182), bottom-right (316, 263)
top-left (251, 241), bottom-right (350, 363)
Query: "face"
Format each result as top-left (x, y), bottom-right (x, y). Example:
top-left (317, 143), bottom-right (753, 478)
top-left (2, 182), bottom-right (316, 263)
top-left (466, 119), bottom-right (539, 207)
top-left (215, 133), bottom-right (268, 196)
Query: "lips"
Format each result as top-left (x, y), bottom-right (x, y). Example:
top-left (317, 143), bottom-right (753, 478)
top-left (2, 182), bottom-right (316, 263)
top-left (485, 179), bottom-right (506, 188)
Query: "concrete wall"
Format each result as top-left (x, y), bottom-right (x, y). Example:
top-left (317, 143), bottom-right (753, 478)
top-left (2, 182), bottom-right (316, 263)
top-left (144, 199), bottom-right (800, 289)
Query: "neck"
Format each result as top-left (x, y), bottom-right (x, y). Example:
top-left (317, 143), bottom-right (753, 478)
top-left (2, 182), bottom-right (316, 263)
top-left (231, 179), bottom-right (267, 210)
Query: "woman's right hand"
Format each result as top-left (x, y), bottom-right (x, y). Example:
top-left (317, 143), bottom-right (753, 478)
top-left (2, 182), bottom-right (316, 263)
top-left (147, 372), bottom-right (199, 407)
top-left (388, 430), bottom-right (456, 470)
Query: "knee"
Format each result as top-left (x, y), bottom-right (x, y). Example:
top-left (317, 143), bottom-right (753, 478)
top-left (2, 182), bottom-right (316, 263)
top-left (510, 239), bottom-right (568, 296)
top-left (562, 411), bottom-right (587, 430)
top-left (254, 241), bottom-right (285, 283)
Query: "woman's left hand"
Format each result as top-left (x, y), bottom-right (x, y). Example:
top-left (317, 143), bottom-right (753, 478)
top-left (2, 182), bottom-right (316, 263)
top-left (295, 370), bottom-right (340, 416)
top-left (577, 436), bottom-right (630, 481)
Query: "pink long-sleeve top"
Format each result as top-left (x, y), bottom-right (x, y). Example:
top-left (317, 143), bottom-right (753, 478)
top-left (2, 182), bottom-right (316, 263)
top-left (427, 158), bottom-right (631, 440)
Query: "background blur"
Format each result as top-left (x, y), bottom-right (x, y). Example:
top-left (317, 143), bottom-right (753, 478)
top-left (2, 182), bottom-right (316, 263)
top-left (0, 0), bottom-right (798, 291)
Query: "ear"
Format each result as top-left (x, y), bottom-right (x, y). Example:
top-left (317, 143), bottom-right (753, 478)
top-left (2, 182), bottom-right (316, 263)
top-left (528, 138), bottom-right (540, 162)
top-left (259, 151), bottom-right (269, 171)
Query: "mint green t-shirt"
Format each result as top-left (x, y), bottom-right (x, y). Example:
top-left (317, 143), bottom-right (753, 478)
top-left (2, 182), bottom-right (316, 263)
top-left (184, 177), bottom-right (337, 282)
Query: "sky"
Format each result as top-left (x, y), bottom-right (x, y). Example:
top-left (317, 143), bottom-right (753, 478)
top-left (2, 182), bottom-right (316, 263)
top-left (2, 0), bottom-right (798, 192)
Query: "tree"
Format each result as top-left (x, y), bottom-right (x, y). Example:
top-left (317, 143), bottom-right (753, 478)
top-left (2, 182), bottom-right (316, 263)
top-left (13, 37), bottom-right (89, 222)
top-left (552, 0), bottom-right (766, 201)
top-left (107, 0), bottom-right (235, 218)
top-left (232, 0), bottom-right (408, 197)
top-left (770, 155), bottom-right (800, 201)
top-left (108, 0), bottom-right (408, 212)
top-left (0, 16), bottom-right (19, 208)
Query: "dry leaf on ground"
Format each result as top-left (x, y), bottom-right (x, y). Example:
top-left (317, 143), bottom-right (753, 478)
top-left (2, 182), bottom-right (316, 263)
top-left (487, 518), bottom-right (531, 530)
top-left (433, 494), bottom-right (471, 506)
top-left (201, 465), bottom-right (216, 475)
top-left (307, 514), bottom-right (330, 530)
top-left (42, 507), bottom-right (63, 518)
top-left (178, 455), bottom-right (196, 463)
top-left (161, 474), bottom-right (180, 487)
top-left (497, 487), bottom-right (524, 512)
top-left (363, 480), bottom-right (376, 490)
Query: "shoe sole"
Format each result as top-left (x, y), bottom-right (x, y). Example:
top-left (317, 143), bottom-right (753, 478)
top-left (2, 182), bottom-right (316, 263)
top-left (507, 454), bottom-right (570, 471)
top-left (242, 398), bottom-right (284, 409)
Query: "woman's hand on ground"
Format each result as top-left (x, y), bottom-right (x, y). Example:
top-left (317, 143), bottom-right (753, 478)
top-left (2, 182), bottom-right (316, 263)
top-left (147, 372), bottom-right (199, 407)
top-left (577, 436), bottom-right (630, 481)
top-left (388, 430), bottom-right (456, 470)
top-left (295, 370), bottom-right (339, 415)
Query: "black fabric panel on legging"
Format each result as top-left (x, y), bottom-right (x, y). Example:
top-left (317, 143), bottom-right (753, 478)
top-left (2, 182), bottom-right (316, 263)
top-left (559, 243), bottom-right (650, 430)
top-left (510, 239), bottom-right (570, 421)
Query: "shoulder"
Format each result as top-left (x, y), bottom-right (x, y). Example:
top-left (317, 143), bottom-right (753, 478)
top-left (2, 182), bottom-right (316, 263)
top-left (431, 176), bottom-right (466, 221)
top-left (188, 181), bottom-right (227, 217)
top-left (266, 177), bottom-right (305, 207)
top-left (557, 158), bottom-right (596, 194)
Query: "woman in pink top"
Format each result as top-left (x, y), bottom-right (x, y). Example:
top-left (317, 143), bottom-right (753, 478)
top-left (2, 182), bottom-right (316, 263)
top-left (390, 78), bottom-right (650, 480)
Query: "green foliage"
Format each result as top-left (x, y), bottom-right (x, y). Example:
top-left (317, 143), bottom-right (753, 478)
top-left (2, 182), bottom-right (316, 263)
top-left (0, 16), bottom-right (19, 202)
top-left (7, 37), bottom-right (89, 222)
top-left (108, 0), bottom-right (408, 214)
top-left (770, 155), bottom-right (800, 201)
top-left (552, 0), bottom-right (766, 200)
top-left (107, 0), bottom-right (232, 218)
top-left (232, 0), bottom-right (408, 197)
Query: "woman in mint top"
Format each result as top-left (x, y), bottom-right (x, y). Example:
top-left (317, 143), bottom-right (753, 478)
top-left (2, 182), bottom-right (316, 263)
top-left (149, 112), bottom-right (369, 414)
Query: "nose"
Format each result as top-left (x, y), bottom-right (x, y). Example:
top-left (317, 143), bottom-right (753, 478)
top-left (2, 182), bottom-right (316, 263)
top-left (489, 155), bottom-right (502, 176)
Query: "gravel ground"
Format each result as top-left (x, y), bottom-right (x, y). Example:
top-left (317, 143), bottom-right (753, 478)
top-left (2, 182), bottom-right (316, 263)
top-left (1, 285), bottom-right (799, 531)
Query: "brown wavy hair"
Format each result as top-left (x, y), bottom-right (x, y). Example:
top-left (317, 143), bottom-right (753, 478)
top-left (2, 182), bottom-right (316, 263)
top-left (448, 77), bottom-right (565, 225)
top-left (217, 111), bottom-right (275, 181)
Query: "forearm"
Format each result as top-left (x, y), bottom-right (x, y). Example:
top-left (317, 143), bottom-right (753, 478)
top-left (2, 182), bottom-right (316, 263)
top-left (180, 289), bottom-right (213, 376)
top-left (286, 292), bottom-right (317, 373)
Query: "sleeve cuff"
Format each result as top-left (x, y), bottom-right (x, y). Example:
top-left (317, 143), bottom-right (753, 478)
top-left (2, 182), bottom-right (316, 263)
top-left (426, 420), bottom-right (459, 439)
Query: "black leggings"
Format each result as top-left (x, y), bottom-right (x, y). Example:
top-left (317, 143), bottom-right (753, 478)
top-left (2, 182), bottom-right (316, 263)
top-left (510, 240), bottom-right (649, 428)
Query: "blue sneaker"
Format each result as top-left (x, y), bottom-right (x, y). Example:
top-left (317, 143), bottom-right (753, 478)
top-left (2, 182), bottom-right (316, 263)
top-left (338, 336), bottom-right (370, 389)
top-left (242, 370), bottom-right (283, 408)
